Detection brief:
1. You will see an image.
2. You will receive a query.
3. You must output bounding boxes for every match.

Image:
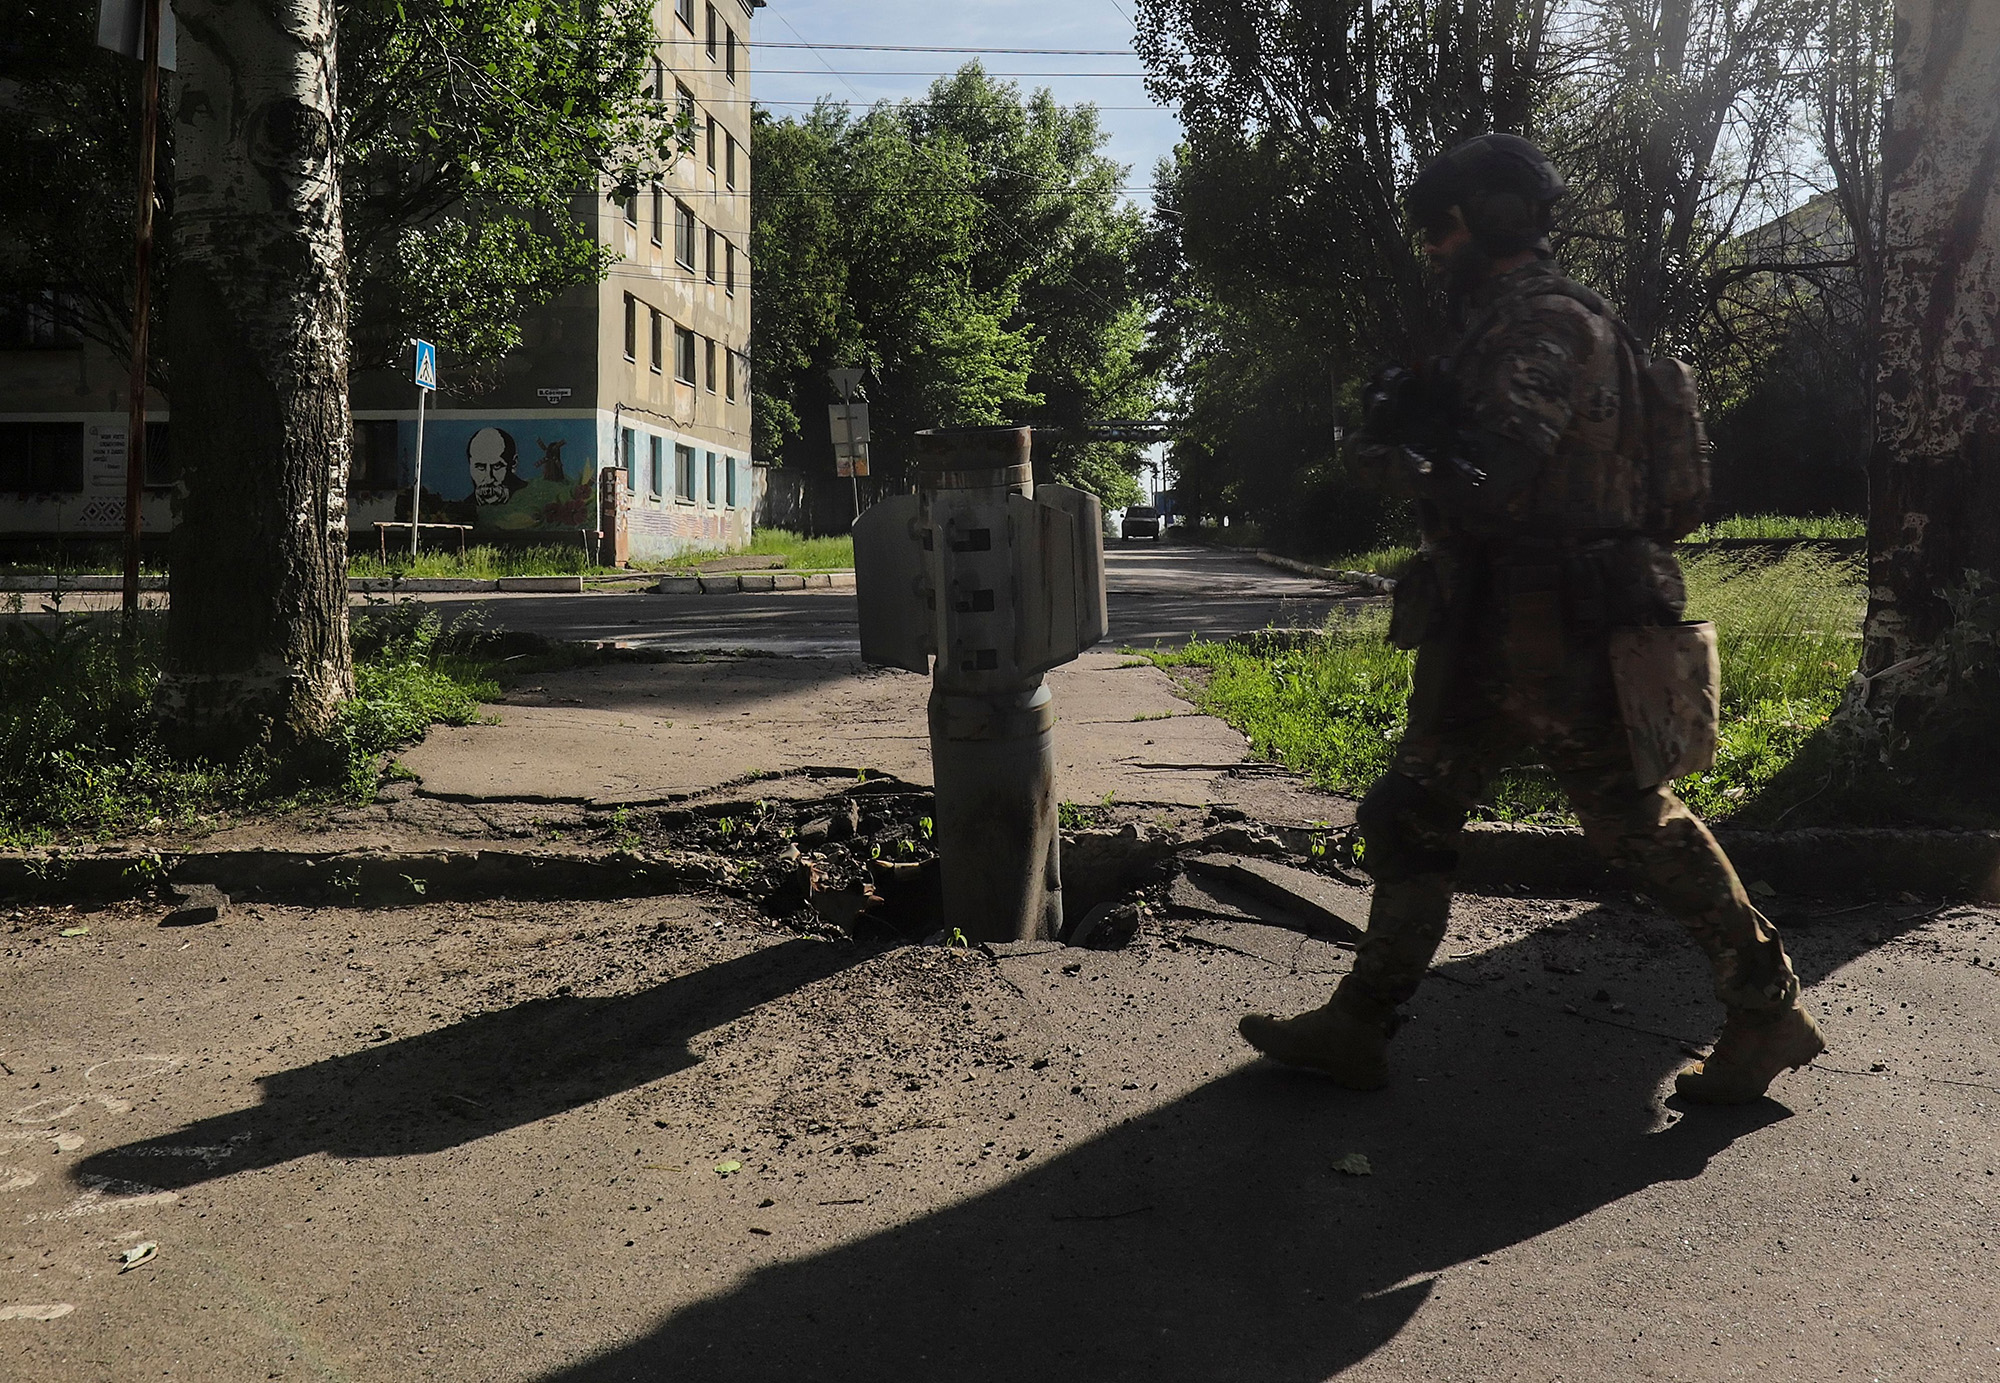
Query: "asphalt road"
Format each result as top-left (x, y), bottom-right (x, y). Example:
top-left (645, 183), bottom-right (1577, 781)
top-left (417, 539), bottom-right (1358, 656)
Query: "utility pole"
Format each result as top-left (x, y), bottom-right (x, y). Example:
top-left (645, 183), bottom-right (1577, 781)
top-left (115, 0), bottom-right (165, 618)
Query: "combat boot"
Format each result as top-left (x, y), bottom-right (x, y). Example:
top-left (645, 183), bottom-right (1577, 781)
top-left (1239, 999), bottom-right (1389, 1090)
top-left (1674, 1001), bottom-right (1825, 1105)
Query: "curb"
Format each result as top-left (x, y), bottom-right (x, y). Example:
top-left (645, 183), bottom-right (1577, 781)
top-left (0, 575), bottom-right (168, 592)
top-left (0, 847), bottom-right (734, 907)
top-left (9, 822), bottom-right (1996, 909)
top-left (1252, 550), bottom-right (1397, 593)
top-left (655, 570), bottom-right (854, 595)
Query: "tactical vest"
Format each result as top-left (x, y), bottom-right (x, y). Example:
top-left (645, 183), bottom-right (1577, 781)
top-left (1450, 268), bottom-right (1709, 540)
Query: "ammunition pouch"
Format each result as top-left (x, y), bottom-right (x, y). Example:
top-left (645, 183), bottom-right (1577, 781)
top-left (1608, 621), bottom-right (1720, 789)
top-left (1388, 555), bottom-right (1449, 650)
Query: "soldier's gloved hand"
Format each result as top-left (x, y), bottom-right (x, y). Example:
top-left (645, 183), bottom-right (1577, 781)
top-left (1360, 366), bottom-right (1424, 445)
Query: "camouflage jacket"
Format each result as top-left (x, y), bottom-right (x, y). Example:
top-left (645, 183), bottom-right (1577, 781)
top-left (1356, 261), bottom-right (1649, 540)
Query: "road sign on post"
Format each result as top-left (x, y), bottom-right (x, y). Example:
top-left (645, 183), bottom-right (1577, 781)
top-left (827, 368), bottom-right (868, 519)
top-left (410, 340), bottom-right (437, 557)
top-left (829, 401), bottom-right (871, 478)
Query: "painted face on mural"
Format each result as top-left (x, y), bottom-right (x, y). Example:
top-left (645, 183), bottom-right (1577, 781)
top-left (467, 427), bottom-right (524, 506)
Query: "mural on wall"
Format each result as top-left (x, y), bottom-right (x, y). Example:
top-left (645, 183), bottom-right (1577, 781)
top-left (402, 417), bottom-right (598, 532)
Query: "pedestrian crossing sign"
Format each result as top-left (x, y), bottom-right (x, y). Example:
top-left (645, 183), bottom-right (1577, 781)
top-left (413, 339), bottom-right (438, 391)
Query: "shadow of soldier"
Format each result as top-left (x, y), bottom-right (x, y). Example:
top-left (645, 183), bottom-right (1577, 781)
top-left (530, 898), bottom-right (1921, 1383)
top-left (73, 936), bottom-right (862, 1193)
top-left (532, 1006), bottom-right (1785, 1382)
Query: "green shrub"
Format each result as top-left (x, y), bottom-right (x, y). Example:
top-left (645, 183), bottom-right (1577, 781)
top-left (0, 604), bottom-right (497, 847)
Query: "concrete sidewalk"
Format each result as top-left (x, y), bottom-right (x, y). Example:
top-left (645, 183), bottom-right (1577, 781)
top-left (395, 649), bottom-right (1355, 826)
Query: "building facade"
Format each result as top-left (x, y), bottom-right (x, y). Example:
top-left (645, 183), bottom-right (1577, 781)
top-left (0, 0), bottom-right (757, 564)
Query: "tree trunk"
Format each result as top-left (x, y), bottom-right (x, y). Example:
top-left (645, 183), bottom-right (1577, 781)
top-left (1860, 0), bottom-right (2000, 671)
top-left (161, 0), bottom-right (352, 753)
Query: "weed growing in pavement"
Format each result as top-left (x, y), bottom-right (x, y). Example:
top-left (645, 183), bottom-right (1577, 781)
top-left (1143, 549), bottom-right (1863, 824)
top-left (611, 808), bottom-right (641, 851)
top-left (1059, 801), bottom-right (1110, 831)
top-left (0, 605), bottom-right (499, 848)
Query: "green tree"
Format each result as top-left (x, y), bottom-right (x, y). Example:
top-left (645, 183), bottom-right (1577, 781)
top-left (750, 67), bottom-right (1156, 509)
top-left (0, 0), bottom-right (674, 382)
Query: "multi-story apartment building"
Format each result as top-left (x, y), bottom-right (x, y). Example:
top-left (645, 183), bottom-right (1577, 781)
top-left (0, 0), bottom-right (758, 564)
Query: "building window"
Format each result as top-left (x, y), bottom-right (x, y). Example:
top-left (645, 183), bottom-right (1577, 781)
top-left (674, 202), bottom-right (697, 269)
top-left (651, 185), bottom-right (663, 245)
top-left (676, 82), bottom-right (695, 129)
top-left (706, 116), bottom-right (718, 172)
top-left (350, 419), bottom-right (398, 490)
top-left (704, 336), bottom-right (717, 392)
top-left (725, 132), bottom-right (737, 190)
top-left (706, 5), bottom-right (719, 58)
top-left (725, 242), bottom-right (737, 296)
top-left (705, 228), bottom-right (718, 283)
top-left (675, 444), bottom-right (696, 501)
top-left (644, 434), bottom-right (662, 496)
top-left (623, 295), bottom-right (636, 361)
top-left (0, 422), bottom-right (85, 492)
top-left (704, 450), bottom-right (718, 504)
top-left (674, 325), bottom-right (697, 384)
top-left (675, 0), bottom-right (693, 31)
top-left (725, 349), bottom-right (739, 402)
top-left (725, 454), bottom-right (738, 507)
top-left (622, 427), bottom-right (636, 490)
top-left (0, 289), bottom-right (81, 349)
top-left (621, 190), bottom-right (637, 228)
top-left (651, 58), bottom-right (664, 100)
top-left (649, 308), bottom-right (663, 374)
top-left (725, 25), bottom-right (737, 81)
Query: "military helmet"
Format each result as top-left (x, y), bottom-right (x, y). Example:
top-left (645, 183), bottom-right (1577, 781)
top-left (1406, 133), bottom-right (1566, 255)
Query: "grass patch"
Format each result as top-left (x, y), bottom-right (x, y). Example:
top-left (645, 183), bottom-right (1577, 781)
top-left (0, 603), bottom-right (499, 848)
top-left (1326, 543), bottom-right (1420, 579)
top-left (350, 543), bottom-right (612, 579)
top-left (1686, 513), bottom-right (1865, 541)
top-left (1144, 548), bottom-right (1863, 824)
top-left (649, 528), bottom-right (854, 572)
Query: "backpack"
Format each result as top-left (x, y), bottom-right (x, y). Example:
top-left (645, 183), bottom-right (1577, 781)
top-left (1629, 348), bottom-right (1711, 541)
top-left (1463, 273), bottom-right (1712, 540)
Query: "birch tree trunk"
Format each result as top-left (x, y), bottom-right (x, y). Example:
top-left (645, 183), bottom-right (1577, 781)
top-left (1850, 0), bottom-right (2000, 748)
top-left (160, 0), bottom-right (351, 753)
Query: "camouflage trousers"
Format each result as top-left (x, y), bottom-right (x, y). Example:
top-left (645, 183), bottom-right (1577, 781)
top-left (1336, 622), bottom-right (1800, 1022)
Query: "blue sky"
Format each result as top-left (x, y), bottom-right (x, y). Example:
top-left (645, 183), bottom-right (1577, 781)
top-left (748, 0), bottom-right (1181, 197)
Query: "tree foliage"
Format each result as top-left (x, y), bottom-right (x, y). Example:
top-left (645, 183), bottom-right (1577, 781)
top-left (1134, 0), bottom-right (1890, 545)
top-left (750, 67), bottom-right (1157, 505)
top-left (0, 0), bottom-right (675, 380)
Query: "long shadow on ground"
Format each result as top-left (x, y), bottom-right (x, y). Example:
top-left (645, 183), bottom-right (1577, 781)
top-left (74, 893), bottom-right (1927, 1380)
top-left (74, 937), bottom-right (862, 1191)
top-left (534, 904), bottom-right (1925, 1383)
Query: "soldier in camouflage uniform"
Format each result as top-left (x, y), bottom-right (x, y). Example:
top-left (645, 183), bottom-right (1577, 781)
top-left (1239, 135), bottom-right (1825, 1104)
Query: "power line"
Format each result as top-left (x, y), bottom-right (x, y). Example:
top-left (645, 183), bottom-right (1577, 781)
top-left (753, 69), bottom-right (1148, 77)
top-left (751, 43), bottom-right (1136, 55)
top-left (762, 9), bottom-right (1135, 322)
